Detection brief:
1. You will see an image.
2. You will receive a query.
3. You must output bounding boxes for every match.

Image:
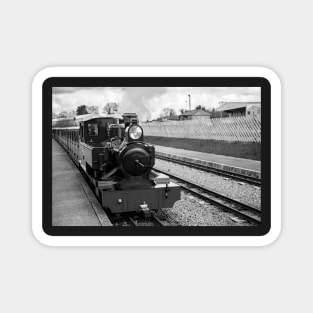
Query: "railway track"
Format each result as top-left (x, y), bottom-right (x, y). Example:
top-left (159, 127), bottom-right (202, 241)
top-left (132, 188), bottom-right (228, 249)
top-left (127, 214), bottom-right (167, 226)
top-left (155, 154), bottom-right (261, 186)
top-left (153, 168), bottom-right (261, 224)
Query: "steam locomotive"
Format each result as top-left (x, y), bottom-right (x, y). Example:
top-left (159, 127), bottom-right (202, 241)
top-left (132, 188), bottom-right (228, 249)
top-left (52, 113), bottom-right (180, 216)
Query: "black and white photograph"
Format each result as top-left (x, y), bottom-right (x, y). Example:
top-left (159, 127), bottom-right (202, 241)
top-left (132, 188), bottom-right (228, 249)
top-left (51, 85), bottom-right (264, 229)
top-left (6, 0), bottom-right (313, 310)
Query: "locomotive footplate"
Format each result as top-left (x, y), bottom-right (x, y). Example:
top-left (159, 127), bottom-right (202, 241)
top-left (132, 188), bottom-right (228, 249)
top-left (99, 182), bottom-right (180, 214)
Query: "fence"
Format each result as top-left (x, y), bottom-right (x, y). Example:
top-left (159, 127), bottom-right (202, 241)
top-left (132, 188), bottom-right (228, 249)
top-left (141, 116), bottom-right (261, 143)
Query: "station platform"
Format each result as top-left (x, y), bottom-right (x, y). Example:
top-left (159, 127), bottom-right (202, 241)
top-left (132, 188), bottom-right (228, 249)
top-left (154, 145), bottom-right (261, 179)
top-left (52, 140), bottom-right (112, 226)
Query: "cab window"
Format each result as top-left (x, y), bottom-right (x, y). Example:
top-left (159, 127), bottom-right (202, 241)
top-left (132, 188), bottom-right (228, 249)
top-left (88, 123), bottom-right (98, 136)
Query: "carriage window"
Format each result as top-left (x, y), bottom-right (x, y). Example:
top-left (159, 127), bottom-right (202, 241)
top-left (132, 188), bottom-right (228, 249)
top-left (88, 123), bottom-right (99, 136)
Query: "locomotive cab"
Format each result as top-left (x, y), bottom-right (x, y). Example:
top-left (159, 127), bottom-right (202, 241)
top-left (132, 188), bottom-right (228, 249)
top-left (78, 115), bottom-right (124, 178)
top-left (80, 117), bottom-right (120, 146)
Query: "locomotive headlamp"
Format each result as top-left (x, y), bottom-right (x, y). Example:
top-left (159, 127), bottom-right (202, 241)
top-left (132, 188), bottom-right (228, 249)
top-left (128, 125), bottom-right (143, 140)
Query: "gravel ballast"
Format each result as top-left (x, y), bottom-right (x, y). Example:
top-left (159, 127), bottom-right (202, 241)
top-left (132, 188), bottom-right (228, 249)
top-left (155, 159), bottom-right (261, 209)
top-left (160, 193), bottom-right (252, 226)
top-left (154, 159), bottom-right (261, 226)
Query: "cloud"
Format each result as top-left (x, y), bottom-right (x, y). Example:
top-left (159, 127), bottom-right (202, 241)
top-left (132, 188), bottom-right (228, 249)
top-left (52, 87), bottom-right (124, 113)
top-left (119, 87), bottom-right (167, 119)
top-left (52, 87), bottom-right (260, 120)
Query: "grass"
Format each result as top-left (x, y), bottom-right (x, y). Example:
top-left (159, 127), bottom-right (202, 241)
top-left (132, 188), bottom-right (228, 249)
top-left (145, 136), bottom-right (261, 161)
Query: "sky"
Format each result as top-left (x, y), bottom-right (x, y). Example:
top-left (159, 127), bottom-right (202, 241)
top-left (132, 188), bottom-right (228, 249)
top-left (52, 87), bottom-right (261, 120)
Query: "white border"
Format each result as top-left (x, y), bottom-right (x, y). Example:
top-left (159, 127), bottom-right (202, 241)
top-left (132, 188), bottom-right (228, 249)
top-left (32, 67), bottom-right (281, 246)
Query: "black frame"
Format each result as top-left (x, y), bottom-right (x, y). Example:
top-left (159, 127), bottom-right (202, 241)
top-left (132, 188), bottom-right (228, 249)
top-left (43, 77), bottom-right (271, 236)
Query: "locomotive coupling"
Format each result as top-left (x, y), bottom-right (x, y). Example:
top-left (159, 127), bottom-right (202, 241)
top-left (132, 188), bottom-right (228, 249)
top-left (139, 202), bottom-right (151, 217)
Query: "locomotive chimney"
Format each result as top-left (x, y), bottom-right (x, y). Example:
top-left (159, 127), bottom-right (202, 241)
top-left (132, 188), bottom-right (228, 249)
top-left (122, 113), bottom-right (138, 128)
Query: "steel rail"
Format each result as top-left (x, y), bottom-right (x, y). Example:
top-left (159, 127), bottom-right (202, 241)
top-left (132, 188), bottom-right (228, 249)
top-left (126, 214), bottom-right (166, 226)
top-left (150, 214), bottom-right (167, 226)
top-left (155, 154), bottom-right (261, 186)
top-left (153, 168), bottom-right (261, 224)
top-left (127, 215), bottom-right (138, 226)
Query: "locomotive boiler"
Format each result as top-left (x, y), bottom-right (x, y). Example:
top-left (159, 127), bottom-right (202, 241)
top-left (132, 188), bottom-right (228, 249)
top-left (52, 113), bottom-right (180, 215)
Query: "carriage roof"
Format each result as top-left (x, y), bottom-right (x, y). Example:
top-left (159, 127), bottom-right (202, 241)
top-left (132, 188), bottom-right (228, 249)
top-left (52, 113), bottom-right (123, 129)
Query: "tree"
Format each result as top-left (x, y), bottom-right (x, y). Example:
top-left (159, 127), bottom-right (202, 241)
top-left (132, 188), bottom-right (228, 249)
top-left (179, 108), bottom-right (185, 114)
top-left (76, 105), bottom-right (88, 115)
top-left (161, 108), bottom-right (176, 117)
top-left (58, 111), bottom-right (68, 118)
top-left (67, 110), bottom-right (76, 118)
top-left (52, 112), bottom-right (58, 119)
top-left (103, 102), bottom-right (118, 114)
top-left (195, 105), bottom-right (206, 111)
top-left (87, 105), bottom-right (99, 115)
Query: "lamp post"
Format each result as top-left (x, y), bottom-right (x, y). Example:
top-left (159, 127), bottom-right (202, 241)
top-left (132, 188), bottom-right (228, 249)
top-left (188, 94), bottom-right (191, 111)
